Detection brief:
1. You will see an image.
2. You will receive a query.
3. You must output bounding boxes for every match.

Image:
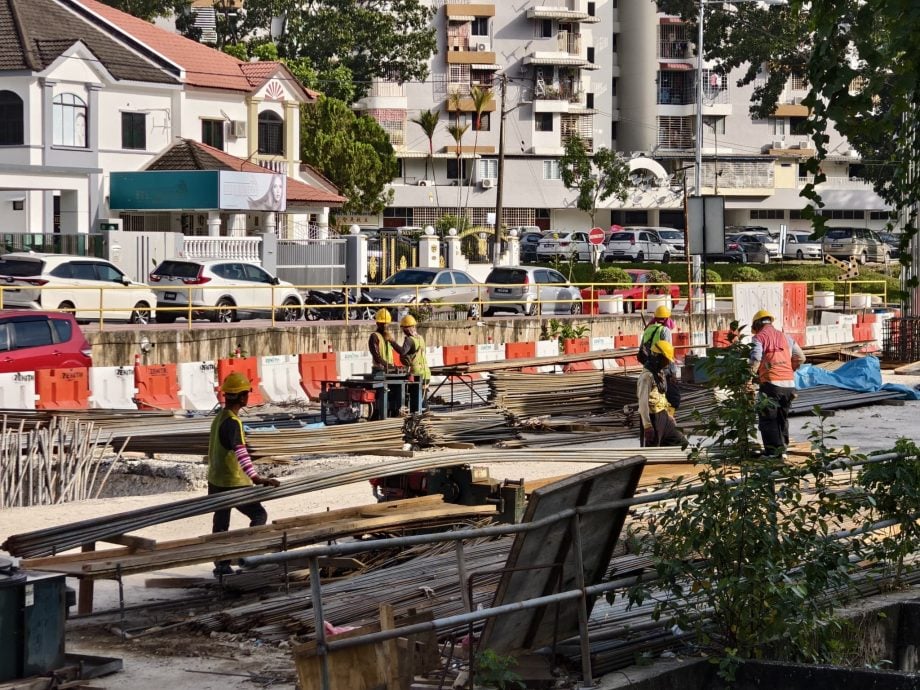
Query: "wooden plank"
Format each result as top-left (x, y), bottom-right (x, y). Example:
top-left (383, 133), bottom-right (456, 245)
top-left (294, 621), bottom-right (385, 690)
top-left (77, 542), bottom-right (95, 615)
top-left (99, 534), bottom-right (156, 551)
top-left (377, 604), bottom-right (402, 689)
top-left (480, 457), bottom-right (646, 655)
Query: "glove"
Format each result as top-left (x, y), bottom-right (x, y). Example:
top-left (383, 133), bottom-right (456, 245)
top-left (643, 427), bottom-right (656, 446)
top-left (256, 476), bottom-right (280, 488)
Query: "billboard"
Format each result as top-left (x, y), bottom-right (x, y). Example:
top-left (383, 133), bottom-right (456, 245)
top-left (109, 171), bottom-right (220, 210)
top-left (218, 171), bottom-right (287, 212)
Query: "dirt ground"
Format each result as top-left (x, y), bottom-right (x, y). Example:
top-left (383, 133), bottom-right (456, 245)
top-left (2, 372), bottom-right (919, 689)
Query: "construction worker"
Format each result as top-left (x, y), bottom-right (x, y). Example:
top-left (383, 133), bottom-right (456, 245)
top-left (394, 314), bottom-right (430, 413)
top-left (637, 340), bottom-right (686, 448)
top-left (750, 309), bottom-right (805, 458)
top-left (369, 308), bottom-right (395, 371)
top-left (208, 372), bottom-right (280, 577)
top-left (639, 304), bottom-right (680, 410)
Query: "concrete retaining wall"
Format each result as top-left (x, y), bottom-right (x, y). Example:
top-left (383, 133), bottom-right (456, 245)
top-left (85, 314), bottom-right (735, 367)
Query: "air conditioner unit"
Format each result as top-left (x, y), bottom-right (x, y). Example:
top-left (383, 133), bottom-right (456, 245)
top-left (231, 120), bottom-right (247, 138)
top-left (773, 139), bottom-right (785, 149)
top-left (477, 43), bottom-right (488, 52)
top-left (480, 178), bottom-right (496, 189)
top-left (417, 179), bottom-right (432, 186)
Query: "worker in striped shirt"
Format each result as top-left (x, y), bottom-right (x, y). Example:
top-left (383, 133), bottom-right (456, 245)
top-left (208, 372), bottom-right (280, 578)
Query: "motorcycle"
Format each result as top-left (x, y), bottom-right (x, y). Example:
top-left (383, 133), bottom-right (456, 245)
top-left (304, 289), bottom-right (378, 321)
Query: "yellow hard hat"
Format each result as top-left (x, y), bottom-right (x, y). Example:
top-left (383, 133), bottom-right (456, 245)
top-left (652, 340), bottom-right (675, 362)
top-left (220, 372), bottom-right (251, 394)
top-left (374, 308), bottom-right (392, 324)
top-left (654, 305), bottom-right (671, 319)
top-left (752, 309), bottom-right (774, 323)
top-left (400, 314), bottom-right (417, 328)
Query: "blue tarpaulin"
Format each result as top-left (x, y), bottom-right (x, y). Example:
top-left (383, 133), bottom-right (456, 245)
top-left (795, 356), bottom-right (920, 400)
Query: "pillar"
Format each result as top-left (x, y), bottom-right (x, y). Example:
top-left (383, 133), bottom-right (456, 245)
top-left (418, 226), bottom-right (440, 268)
top-left (260, 231), bottom-right (278, 274)
top-left (618, 0), bottom-right (658, 153)
top-left (207, 210), bottom-right (221, 237)
top-left (445, 230), bottom-right (467, 271)
top-left (345, 225), bottom-right (368, 286)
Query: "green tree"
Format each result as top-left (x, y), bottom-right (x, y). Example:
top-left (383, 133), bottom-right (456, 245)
top-left (464, 86), bottom-right (494, 209)
top-left (100, 0), bottom-right (201, 39)
top-left (411, 109), bottom-right (441, 209)
top-left (447, 121), bottom-right (469, 221)
top-left (300, 95), bottom-right (397, 215)
top-left (216, 0), bottom-right (436, 102)
top-left (558, 134), bottom-right (630, 228)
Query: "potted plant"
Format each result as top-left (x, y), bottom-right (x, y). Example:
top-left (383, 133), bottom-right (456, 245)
top-left (814, 280), bottom-right (835, 308)
top-left (644, 269), bottom-right (673, 313)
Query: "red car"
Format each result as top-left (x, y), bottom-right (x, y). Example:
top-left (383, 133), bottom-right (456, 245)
top-left (0, 311), bottom-right (92, 373)
top-left (613, 269), bottom-right (681, 313)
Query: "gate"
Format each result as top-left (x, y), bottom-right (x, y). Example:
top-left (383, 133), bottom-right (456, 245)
top-left (0, 233), bottom-right (106, 258)
top-left (276, 239), bottom-right (347, 287)
top-left (366, 234), bottom-right (419, 284)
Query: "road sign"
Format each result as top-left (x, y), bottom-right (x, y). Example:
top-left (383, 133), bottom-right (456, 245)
top-left (588, 227), bottom-right (605, 245)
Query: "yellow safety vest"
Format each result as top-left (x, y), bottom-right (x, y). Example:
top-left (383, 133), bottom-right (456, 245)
top-left (405, 334), bottom-right (430, 380)
top-left (207, 408), bottom-right (251, 488)
top-left (371, 331), bottom-right (394, 367)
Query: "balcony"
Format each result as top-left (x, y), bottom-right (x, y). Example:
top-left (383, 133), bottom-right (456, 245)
top-left (367, 80), bottom-right (405, 98)
top-left (557, 30), bottom-right (582, 55)
top-left (526, 2), bottom-right (595, 23)
top-left (253, 157), bottom-right (286, 174)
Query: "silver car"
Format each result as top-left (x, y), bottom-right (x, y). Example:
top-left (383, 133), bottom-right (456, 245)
top-left (367, 268), bottom-right (482, 316)
top-left (483, 266), bottom-right (582, 316)
top-left (782, 232), bottom-right (823, 260)
top-left (536, 231), bottom-right (593, 262)
top-left (605, 228), bottom-right (673, 263)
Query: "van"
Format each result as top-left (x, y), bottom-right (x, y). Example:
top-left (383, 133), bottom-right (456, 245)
top-left (0, 311), bottom-right (92, 373)
top-left (822, 227), bottom-right (890, 264)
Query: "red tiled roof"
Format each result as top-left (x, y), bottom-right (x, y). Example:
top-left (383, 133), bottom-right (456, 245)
top-left (147, 139), bottom-right (346, 206)
top-left (69, 0), bottom-right (291, 93)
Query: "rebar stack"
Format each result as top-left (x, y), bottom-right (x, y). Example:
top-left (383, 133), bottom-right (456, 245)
top-left (488, 370), bottom-right (606, 419)
top-left (0, 415), bottom-right (125, 508)
top-left (404, 407), bottom-right (519, 447)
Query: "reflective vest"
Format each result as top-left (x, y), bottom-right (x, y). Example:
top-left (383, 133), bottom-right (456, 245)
top-left (371, 331), bottom-right (394, 367)
top-left (754, 324), bottom-right (795, 384)
top-left (207, 408), bottom-right (251, 488)
top-left (404, 334), bottom-right (430, 380)
top-left (641, 323), bottom-right (665, 350)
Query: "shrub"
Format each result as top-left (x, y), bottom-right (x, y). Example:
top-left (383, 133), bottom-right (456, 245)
top-left (645, 269), bottom-right (671, 290)
top-left (733, 266), bottom-right (765, 282)
top-left (814, 280), bottom-right (834, 292)
top-left (594, 266), bottom-right (631, 286)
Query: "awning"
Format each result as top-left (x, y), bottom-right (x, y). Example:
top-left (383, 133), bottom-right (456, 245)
top-left (774, 103), bottom-right (810, 117)
top-left (396, 151), bottom-right (481, 159)
top-left (471, 63), bottom-right (502, 71)
top-left (448, 15), bottom-right (475, 21)
top-left (659, 61), bottom-right (693, 71)
top-left (524, 56), bottom-right (588, 67)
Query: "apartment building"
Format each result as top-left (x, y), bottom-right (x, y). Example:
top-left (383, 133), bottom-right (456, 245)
top-left (354, 1), bottom-right (889, 235)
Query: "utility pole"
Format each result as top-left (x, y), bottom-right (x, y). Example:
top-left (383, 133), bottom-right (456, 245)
top-left (493, 73), bottom-right (508, 267)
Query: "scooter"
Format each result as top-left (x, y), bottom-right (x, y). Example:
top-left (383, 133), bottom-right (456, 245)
top-left (304, 289), bottom-right (377, 321)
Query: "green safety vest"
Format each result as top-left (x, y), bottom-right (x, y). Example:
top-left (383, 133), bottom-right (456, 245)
top-left (371, 331), bottom-right (394, 367)
top-left (207, 407), bottom-right (251, 488)
top-left (405, 334), bottom-right (430, 380)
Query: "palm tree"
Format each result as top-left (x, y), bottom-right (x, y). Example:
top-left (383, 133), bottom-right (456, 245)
top-left (464, 85), bottom-right (494, 210)
top-left (447, 122), bottom-right (469, 221)
top-left (411, 108), bottom-right (441, 209)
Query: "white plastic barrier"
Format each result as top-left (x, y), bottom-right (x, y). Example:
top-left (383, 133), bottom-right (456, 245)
top-left (0, 371), bottom-right (38, 409)
top-left (590, 336), bottom-right (617, 370)
top-left (178, 361), bottom-right (218, 411)
top-left (536, 338), bottom-right (560, 373)
top-left (89, 366), bottom-right (137, 410)
top-left (260, 355), bottom-right (307, 404)
top-left (427, 346), bottom-right (446, 386)
top-left (337, 350), bottom-right (373, 380)
top-left (805, 326), bottom-right (825, 347)
top-left (476, 343), bottom-right (504, 364)
top-left (820, 312), bottom-right (857, 327)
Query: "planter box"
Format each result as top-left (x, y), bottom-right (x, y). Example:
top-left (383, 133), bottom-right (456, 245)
top-left (814, 291), bottom-right (835, 308)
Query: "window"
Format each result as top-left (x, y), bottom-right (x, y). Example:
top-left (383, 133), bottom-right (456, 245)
top-left (870, 210), bottom-right (892, 220)
top-left (52, 93), bottom-right (87, 147)
top-left (586, 93), bottom-right (594, 109)
top-left (543, 160), bottom-right (561, 180)
top-left (452, 272), bottom-right (473, 285)
top-left (121, 112), bottom-right (146, 150)
top-left (258, 110), bottom-right (284, 155)
top-left (790, 117), bottom-right (808, 136)
top-left (0, 90), bottom-right (24, 145)
top-left (705, 116), bottom-right (725, 135)
top-left (817, 209), bottom-right (865, 220)
top-left (51, 318), bottom-right (72, 342)
top-left (244, 264), bottom-right (272, 283)
top-left (539, 19), bottom-right (552, 38)
top-left (11, 320), bottom-right (53, 349)
top-left (534, 270), bottom-right (551, 284)
top-left (751, 209), bottom-right (784, 220)
top-left (12, 200), bottom-right (23, 211)
top-left (587, 47), bottom-right (595, 63)
top-left (435, 272), bottom-right (453, 285)
top-left (789, 209), bottom-right (805, 220)
top-left (93, 262), bottom-right (125, 282)
top-left (768, 117), bottom-right (786, 137)
top-left (202, 119), bottom-right (224, 150)
top-left (587, 2), bottom-right (596, 16)
top-left (473, 112), bottom-right (490, 131)
top-left (70, 263), bottom-right (96, 280)
top-left (535, 112), bottom-right (553, 132)
top-left (471, 17), bottom-right (488, 36)
top-left (478, 158), bottom-right (498, 179)
top-left (447, 158), bottom-right (470, 180)
top-left (0, 324), bottom-right (8, 352)
top-left (611, 78), bottom-right (617, 97)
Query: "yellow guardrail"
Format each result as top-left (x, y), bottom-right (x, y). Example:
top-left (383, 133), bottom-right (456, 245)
top-left (0, 279), bottom-right (890, 330)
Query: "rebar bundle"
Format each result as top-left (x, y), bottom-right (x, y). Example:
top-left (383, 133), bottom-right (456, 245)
top-left (487, 370), bottom-right (606, 419)
top-left (404, 407), bottom-right (519, 447)
top-left (0, 415), bottom-right (126, 508)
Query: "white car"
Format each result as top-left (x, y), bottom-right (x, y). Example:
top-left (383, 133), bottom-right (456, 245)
top-left (605, 228), bottom-right (673, 263)
top-left (0, 253), bottom-right (157, 323)
top-left (149, 259), bottom-right (303, 323)
top-left (536, 231), bottom-right (594, 262)
top-left (782, 232), bottom-right (823, 260)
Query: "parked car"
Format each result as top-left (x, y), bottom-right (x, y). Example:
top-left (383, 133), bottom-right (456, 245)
top-left (655, 228), bottom-right (687, 257)
top-left (613, 269), bottom-right (681, 313)
top-left (605, 228), bottom-right (673, 263)
top-left (782, 232), bottom-right (823, 260)
top-left (731, 233), bottom-right (781, 263)
top-left (0, 253), bottom-right (157, 323)
top-left (483, 266), bottom-right (582, 316)
top-left (148, 259), bottom-right (303, 324)
top-left (703, 235), bottom-right (748, 263)
top-left (0, 310), bottom-right (91, 373)
top-left (519, 230), bottom-right (547, 263)
top-left (367, 268), bottom-right (482, 317)
top-left (877, 231), bottom-right (901, 260)
top-left (822, 227), bottom-right (890, 264)
top-left (536, 231), bottom-right (594, 262)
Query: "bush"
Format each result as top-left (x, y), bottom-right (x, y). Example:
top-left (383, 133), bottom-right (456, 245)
top-left (645, 269), bottom-right (671, 288)
top-left (733, 266), bottom-right (765, 282)
top-left (814, 280), bottom-right (834, 292)
top-left (594, 266), bottom-right (631, 285)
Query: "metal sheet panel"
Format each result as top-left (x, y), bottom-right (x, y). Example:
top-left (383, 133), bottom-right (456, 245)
top-left (480, 458), bottom-right (646, 654)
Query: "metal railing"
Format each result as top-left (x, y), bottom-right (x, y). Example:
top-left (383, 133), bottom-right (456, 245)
top-left (0, 279), bottom-right (889, 331)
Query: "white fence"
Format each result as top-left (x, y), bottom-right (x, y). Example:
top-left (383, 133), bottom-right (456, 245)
top-left (181, 237), bottom-right (262, 263)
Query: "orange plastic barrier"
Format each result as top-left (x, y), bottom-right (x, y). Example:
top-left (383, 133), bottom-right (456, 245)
top-left (134, 363), bottom-right (181, 410)
top-left (506, 341), bottom-right (538, 373)
top-left (712, 331), bottom-right (732, 348)
top-left (579, 288), bottom-right (606, 315)
top-left (443, 345), bottom-right (477, 366)
top-left (217, 357), bottom-right (264, 406)
top-left (857, 313), bottom-right (877, 324)
top-left (299, 353), bottom-right (338, 399)
top-left (789, 331), bottom-right (806, 349)
top-left (36, 367), bottom-right (90, 410)
top-left (563, 361), bottom-right (596, 373)
top-left (852, 324), bottom-right (874, 342)
top-left (563, 338), bottom-right (589, 355)
top-left (615, 334), bottom-right (639, 349)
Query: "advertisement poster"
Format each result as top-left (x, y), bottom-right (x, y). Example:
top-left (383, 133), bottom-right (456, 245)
top-left (219, 171), bottom-right (287, 212)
